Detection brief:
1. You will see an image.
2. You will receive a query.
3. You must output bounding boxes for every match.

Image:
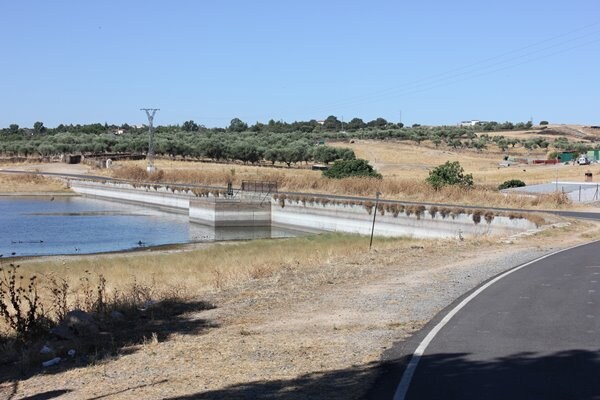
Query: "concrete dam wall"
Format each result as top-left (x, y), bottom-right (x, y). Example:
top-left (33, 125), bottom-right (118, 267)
top-left (70, 180), bottom-right (193, 213)
top-left (271, 196), bottom-right (536, 239)
top-left (190, 197), bottom-right (271, 227)
top-left (69, 180), bottom-right (538, 239)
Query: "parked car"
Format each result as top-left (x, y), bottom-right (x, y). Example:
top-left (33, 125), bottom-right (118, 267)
top-left (577, 155), bottom-right (591, 165)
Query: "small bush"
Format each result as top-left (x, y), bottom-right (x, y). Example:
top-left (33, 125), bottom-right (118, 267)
top-left (439, 207), bottom-right (451, 218)
top-left (450, 208), bottom-right (465, 219)
top-left (429, 206), bottom-right (439, 219)
top-left (426, 161), bottom-right (473, 190)
top-left (323, 159), bottom-right (382, 179)
top-left (278, 194), bottom-right (287, 208)
top-left (498, 179), bottom-right (526, 190)
top-left (540, 120), bottom-right (549, 125)
top-left (472, 210), bottom-right (482, 224)
top-left (414, 205), bottom-right (426, 219)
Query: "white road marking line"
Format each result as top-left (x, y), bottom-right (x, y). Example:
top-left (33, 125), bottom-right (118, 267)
top-left (393, 240), bottom-right (599, 400)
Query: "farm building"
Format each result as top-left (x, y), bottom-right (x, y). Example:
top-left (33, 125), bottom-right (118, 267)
top-left (587, 150), bottom-right (600, 162)
top-left (559, 151), bottom-right (578, 162)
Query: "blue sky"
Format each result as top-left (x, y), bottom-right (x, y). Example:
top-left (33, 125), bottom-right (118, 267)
top-left (1, 1), bottom-right (599, 128)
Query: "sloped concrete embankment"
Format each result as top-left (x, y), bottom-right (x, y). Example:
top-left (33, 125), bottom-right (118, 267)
top-left (271, 197), bottom-right (536, 239)
top-left (69, 180), bottom-right (537, 239)
top-left (69, 180), bottom-right (194, 213)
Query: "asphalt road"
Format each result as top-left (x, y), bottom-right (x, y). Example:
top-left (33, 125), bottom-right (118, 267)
top-left (387, 241), bottom-right (600, 400)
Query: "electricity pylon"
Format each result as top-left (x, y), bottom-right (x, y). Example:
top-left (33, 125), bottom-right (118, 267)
top-left (140, 108), bottom-right (159, 172)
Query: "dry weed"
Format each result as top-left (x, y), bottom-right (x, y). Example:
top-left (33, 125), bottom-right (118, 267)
top-left (0, 173), bottom-right (69, 193)
top-left (110, 162), bottom-right (573, 210)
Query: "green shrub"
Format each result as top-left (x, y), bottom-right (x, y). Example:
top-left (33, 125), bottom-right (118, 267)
top-left (547, 151), bottom-right (559, 160)
top-left (426, 161), bottom-right (473, 190)
top-left (498, 179), bottom-right (526, 190)
top-left (323, 159), bottom-right (382, 179)
top-left (539, 120), bottom-right (549, 125)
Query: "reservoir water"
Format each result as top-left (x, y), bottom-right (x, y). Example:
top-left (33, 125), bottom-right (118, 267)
top-left (0, 196), bottom-right (307, 257)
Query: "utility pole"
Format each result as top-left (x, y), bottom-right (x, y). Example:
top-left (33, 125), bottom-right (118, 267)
top-left (369, 191), bottom-right (382, 250)
top-left (140, 108), bottom-right (159, 172)
top-left (555, 152), bottom-right (559, 192)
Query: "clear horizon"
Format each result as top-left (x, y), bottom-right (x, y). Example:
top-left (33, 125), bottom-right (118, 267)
top-left (2, 1), bottom-right (599, 128)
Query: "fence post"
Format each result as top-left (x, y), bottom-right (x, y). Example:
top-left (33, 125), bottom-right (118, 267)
top-left (579, 185), bottom-right (582, 202)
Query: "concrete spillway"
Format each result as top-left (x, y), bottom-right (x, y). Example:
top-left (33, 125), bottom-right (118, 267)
top-left (189, 197), bottom-right (271, 227)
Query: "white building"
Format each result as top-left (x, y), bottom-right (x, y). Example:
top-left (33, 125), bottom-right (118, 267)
top-left (459, 120), bottom-right (481, 127)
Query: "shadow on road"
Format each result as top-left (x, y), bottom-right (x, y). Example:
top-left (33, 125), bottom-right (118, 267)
top-left (401, 349), bottom-right (600, 400)
top-left (156, 349), bottom-right (600, 399)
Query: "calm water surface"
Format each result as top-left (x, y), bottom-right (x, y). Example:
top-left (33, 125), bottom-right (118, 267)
top-left (0, 196), bottom-right (306, 257)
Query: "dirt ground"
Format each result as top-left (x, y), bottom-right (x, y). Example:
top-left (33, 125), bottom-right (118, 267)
top-left (3, 218), bottom-right (599, 400)
top-left (0, 162), bottom-right (90, 175)
top-left (333, 140), bottom-right (600, 186)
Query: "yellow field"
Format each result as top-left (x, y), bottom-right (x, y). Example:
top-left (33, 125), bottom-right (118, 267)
top-left (333, 140), bottom-right (599, 186)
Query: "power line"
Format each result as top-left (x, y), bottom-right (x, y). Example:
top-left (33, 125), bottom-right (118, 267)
top-left (335, 36), bottom-right (600, 110)
top-left (304, 23), bottom-right (600, 115)
top-left (186, 23), bottom-right (600, 126)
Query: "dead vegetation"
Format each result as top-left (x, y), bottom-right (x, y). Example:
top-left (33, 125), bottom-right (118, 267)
top-left (0, 262), bottom-right (215, 378)
top-left (0, 173), bottom-right (69, 193)
top-left (0, 233), bottom-right (413, 382)
top-left (111, 164), bottom-right (573, 210)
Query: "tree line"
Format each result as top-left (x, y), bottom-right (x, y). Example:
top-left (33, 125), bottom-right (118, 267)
top-left (1, 117), bottom-right (537, 137)
top-left (0, 130), bottom-right (355, 166)
top-left (1, 118), bottom-right (596, 165)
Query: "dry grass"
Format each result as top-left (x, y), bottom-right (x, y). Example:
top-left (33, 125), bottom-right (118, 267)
top-left (0, 173), bottom-right (70, 193)
top-left (111, 162), bottom-right (574, 210)
top-left (332, 140), bottom-right (599, 186)
top-left (16, 234), bottom-right (409, 300)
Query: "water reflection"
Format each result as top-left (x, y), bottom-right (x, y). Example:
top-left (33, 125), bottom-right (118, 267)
top-left (0, 196), bottom-right (307, 257)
